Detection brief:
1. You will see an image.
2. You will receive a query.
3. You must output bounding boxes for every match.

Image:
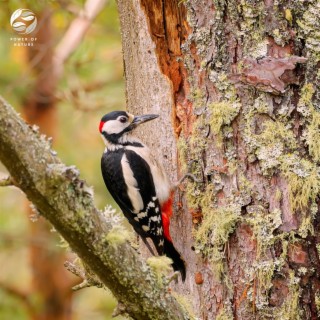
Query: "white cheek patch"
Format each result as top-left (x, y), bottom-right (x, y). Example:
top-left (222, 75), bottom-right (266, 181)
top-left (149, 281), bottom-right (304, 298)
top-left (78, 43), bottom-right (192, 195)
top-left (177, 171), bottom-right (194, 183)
top-left (102, 120), bottom-right (126, 135)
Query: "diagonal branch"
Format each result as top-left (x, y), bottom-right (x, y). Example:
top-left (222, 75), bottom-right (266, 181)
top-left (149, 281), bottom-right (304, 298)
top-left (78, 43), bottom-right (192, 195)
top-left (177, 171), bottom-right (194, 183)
top-left (53, 0), bottom-right (107, 78)
top-left (0, 96), bottom-right (190, 320)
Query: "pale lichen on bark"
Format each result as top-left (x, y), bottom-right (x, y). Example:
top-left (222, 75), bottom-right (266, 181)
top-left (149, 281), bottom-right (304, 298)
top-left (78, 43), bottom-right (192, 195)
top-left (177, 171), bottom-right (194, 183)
top-left (168, 0), bottom-right (320, 318)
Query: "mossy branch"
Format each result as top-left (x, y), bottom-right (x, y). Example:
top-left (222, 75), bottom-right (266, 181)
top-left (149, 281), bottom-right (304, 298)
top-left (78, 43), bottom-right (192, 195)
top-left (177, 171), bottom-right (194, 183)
top-left (0, 96), bottom-right (191, 320)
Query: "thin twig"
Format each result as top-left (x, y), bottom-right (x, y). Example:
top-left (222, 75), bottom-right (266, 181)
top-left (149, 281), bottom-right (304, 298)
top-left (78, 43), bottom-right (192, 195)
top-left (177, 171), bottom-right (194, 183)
top-left (64, 261), bottom-right (86, 278)
top-left (64, 261), bottom-right (103, 291)
top-left (54, 0), bottom-right (108, 78)
top-left (112, 302), bottom-right (127, 318)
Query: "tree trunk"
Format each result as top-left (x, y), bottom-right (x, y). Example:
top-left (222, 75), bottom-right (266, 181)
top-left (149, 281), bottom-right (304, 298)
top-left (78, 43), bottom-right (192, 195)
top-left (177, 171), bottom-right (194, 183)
top-left (117, 0), bottom-right (320, 318)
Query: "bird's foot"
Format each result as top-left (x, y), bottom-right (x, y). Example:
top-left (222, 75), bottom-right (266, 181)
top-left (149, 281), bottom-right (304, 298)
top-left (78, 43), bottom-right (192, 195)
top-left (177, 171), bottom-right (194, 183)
top-left (173, 173), bottom-right (202, 190)
top-left (166, 271), bottom-right (180, 284)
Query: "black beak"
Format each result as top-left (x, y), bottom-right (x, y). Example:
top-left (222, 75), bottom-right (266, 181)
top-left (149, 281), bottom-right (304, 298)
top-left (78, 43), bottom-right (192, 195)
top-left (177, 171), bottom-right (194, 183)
top-left (132, 114), bottom-right (159, 127)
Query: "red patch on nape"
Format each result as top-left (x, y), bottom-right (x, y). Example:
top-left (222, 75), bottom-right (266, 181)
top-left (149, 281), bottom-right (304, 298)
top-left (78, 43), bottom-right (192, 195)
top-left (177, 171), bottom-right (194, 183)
top-left (99, 121), bottom-right (105, 133)
top-left (161, 191), bottom-right (174, 242)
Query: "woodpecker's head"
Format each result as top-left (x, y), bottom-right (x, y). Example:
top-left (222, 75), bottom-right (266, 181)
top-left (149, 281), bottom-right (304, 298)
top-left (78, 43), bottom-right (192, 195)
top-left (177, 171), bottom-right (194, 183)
top-left (99, 111), bottom-right (159, 145)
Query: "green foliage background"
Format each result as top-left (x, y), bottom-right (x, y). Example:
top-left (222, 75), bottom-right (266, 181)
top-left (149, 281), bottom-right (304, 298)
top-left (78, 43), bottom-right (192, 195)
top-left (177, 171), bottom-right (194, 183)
top-left (0, 0), bottom-right (125, 318)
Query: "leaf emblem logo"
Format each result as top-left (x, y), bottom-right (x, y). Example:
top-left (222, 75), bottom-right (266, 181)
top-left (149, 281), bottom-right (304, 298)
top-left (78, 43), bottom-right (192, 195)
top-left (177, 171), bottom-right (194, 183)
top-left (10, 9), bottom-right (37, 35)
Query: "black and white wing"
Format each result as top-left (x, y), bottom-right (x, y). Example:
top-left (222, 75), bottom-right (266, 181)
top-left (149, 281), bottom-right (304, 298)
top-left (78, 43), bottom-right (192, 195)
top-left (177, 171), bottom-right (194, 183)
top-left (101, 148), bottom-right (164, 253)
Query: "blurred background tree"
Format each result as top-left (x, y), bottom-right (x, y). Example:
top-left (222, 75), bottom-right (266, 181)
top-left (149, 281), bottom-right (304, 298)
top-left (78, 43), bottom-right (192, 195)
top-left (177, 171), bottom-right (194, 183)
top-left (0, 0), bottom-right (125, 319)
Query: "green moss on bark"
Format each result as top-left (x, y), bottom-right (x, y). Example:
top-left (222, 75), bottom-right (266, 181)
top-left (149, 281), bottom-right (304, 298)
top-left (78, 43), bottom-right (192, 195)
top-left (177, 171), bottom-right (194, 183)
top-left (209, 101), bottom-right (240, 134)
top-left (193, 203), bottom-right (240, 278)
top-left (275, 271), bottom-right (304, 319)
top-left (297, 1), bottom-right (320, 62)
top-left (147, 256), bottom-right (173, 285)
top-left (178, 0), bottom-right (320, 317)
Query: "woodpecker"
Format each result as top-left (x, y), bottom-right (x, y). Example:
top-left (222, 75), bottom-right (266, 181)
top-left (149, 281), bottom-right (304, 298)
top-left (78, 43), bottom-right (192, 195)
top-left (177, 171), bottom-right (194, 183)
top-left (99, 111), bottom-right (186, 281)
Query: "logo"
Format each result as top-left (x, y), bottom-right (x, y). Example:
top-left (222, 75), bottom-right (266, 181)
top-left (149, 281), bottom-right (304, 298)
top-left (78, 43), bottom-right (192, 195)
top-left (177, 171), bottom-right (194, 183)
top-left (10, 9), bottom-right (37, 35)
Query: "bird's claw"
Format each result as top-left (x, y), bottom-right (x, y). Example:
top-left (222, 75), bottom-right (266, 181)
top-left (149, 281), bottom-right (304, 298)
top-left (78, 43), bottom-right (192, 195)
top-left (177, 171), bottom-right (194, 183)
top-left (174, 173), bottom-right (202, 190)
top-left (167, 271), bottom-right (180, 284)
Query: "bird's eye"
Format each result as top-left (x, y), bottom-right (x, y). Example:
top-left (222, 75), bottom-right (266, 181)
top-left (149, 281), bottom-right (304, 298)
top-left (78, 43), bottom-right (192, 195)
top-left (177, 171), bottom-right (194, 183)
top-left (119, 117), bottom-right (127, 123)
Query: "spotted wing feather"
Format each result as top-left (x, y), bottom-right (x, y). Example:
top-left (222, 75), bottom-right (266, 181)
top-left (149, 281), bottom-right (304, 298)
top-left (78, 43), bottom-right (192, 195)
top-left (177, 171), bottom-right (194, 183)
top-left (101, 148), bottom-right (164, 254)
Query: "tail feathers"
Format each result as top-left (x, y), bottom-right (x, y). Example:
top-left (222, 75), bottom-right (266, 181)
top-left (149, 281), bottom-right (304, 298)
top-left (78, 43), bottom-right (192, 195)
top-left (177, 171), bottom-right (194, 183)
top-left (163, 238), bottom-right (186, 282)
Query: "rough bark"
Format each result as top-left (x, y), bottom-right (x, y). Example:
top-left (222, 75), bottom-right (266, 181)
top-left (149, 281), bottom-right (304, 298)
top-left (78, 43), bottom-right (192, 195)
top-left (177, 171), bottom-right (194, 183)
top-left (117, 0), bottom-right (320, 319)
top-left (0, 96), bottom-right (191, 320)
